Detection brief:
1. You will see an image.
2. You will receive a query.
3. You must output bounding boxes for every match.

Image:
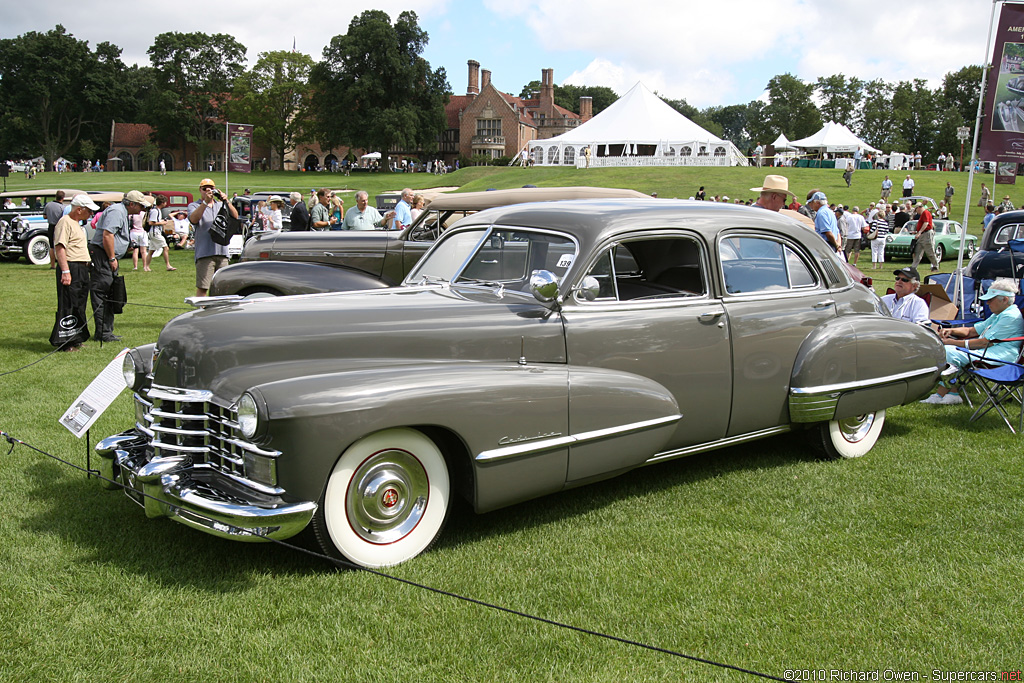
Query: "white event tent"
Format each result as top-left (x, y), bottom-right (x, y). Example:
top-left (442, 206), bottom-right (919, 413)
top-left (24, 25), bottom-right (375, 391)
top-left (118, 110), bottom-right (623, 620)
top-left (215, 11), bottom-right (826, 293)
top-left (530, 82), bottom-right (746, 168)
top-left (788, 121), bottom-right (879, 156)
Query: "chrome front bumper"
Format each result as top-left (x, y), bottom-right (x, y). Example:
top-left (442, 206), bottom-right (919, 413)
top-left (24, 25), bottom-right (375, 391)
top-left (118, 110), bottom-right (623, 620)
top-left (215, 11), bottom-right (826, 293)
top-left (96, 431), bottom-right (316, 542)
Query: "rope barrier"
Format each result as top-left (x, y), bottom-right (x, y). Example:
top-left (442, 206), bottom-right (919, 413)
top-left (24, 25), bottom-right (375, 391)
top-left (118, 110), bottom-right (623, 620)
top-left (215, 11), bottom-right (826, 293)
top-left (1, 429), bottom-right (787, 681)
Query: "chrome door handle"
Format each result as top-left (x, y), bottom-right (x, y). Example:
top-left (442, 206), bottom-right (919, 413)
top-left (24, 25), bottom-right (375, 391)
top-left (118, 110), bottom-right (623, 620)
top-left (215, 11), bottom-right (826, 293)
top-left (698, 310), bottom-right (724, 322)
top-left (813, 299), bottom-right (835, 308)
top-left (480, 259), bottom-right (498, 264)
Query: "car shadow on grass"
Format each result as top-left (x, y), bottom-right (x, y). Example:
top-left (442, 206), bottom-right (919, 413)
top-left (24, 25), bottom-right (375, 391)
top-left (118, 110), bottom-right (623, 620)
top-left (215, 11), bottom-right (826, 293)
top-left (434, 430), bottom-right (827, 555)
top-left (20, 460), bottom-right (328, 588)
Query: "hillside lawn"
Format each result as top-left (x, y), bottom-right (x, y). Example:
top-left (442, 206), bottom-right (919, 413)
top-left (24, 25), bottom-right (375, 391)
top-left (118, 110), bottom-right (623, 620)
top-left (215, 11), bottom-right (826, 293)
top-left (0, 165), bottom-right (1020, 681)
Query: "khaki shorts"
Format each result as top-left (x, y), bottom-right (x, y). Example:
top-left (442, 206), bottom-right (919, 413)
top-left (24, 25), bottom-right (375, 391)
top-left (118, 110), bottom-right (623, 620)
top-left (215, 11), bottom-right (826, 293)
top-left (149, 231), bottom-right (168, 250)
top-left (196, 255), bottom-right (229, 290)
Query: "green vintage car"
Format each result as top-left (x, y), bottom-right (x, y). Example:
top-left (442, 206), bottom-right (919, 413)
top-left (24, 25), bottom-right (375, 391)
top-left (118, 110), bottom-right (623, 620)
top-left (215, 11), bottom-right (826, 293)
top-left (884, 219), bottom-right (978, 262)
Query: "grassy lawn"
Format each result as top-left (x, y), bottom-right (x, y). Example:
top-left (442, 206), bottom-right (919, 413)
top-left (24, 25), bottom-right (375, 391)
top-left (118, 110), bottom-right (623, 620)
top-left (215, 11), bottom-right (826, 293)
top-left (1, 166), bottom-right (1021, 681)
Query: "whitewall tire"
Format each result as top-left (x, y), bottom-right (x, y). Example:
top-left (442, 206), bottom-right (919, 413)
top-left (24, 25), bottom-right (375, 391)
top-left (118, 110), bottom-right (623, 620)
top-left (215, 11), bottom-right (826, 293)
top-left (818, 410), bottom-right (886, 459)
top-left (313, 428), bottom-right (450, 568)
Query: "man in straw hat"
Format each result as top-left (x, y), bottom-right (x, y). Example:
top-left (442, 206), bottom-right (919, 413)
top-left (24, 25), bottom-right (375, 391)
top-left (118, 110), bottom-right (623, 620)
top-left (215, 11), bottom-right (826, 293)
top-left (750, 174), bottom-right (794, 213)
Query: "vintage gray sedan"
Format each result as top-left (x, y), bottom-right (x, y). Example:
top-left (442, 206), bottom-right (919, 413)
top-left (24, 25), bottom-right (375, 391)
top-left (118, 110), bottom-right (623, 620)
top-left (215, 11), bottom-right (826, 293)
top-left (97, 199), bottom-right (945, 568)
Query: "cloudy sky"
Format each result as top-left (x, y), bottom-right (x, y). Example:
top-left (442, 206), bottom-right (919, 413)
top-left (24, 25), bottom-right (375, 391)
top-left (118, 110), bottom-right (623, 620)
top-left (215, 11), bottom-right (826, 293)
top-left (2, 0), bottom-right (998, 108)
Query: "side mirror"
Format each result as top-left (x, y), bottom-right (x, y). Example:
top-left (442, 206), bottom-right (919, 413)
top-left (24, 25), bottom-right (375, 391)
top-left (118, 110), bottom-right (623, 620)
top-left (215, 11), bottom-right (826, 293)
top-left (529, 270), bottom-right (559, 303)
top-left (575, 276), bottom-right (601, 301)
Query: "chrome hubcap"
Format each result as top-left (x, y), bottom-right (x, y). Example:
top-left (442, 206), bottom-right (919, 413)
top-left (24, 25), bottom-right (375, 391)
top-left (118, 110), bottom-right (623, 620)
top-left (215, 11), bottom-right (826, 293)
top-left (30, 239), bottom-right (49, 261)
top-left (837, 413), bottom-right (875, 443)
top-left (346, 449), bottom-right (428, 544)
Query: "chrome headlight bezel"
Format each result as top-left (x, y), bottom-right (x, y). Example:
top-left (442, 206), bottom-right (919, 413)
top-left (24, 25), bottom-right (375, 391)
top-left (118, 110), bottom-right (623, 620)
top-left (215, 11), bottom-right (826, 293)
top-left (122, 352), bottom-right (139, 390)
top-left (236, 391), bottom-right (262, 440)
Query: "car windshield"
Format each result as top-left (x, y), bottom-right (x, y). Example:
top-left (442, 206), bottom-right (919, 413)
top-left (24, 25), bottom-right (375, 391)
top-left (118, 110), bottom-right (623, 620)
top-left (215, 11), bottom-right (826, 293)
top-left (407, 226), bottom-right (578, 292)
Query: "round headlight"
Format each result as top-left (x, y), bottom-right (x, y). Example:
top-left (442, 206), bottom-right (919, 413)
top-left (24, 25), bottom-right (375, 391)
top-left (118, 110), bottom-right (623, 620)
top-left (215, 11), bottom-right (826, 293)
top-left (237, 392), bottom-right (259, 439)
top-left (122, 353), bottom-right (138, 389)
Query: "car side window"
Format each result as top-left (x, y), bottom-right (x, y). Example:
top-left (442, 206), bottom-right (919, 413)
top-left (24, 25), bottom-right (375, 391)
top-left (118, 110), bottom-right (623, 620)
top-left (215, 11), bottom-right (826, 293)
top-left (994, 223), bottom-right (1024, 245)
top-left (719, 236), bottom-right (818, 295)
top-left (580, 236), bottom-right (707, 302)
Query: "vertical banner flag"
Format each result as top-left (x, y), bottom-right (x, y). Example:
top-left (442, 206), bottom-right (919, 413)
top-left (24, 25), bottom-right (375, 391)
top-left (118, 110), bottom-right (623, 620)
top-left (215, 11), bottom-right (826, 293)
top-left (981, 3), bottom-right (1024, 163)
top-left (227, 123), bottom-right (254, 173)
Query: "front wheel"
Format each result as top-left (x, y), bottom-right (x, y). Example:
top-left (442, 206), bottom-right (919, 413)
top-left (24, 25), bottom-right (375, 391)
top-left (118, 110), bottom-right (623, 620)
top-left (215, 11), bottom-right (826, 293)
top-left (26, 234), bottom-right (51, 265)
top-left (814, 410), bottom-right (886, 459)
top-left (934, 243), bottom-right (946, 262)
top-left (312, 428), bottom-right (451, 568)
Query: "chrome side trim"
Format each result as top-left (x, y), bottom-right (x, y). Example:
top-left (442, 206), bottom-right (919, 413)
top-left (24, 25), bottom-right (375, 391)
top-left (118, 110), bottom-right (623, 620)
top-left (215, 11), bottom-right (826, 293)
top-left (790, 366), bottom-right (936, 396)
top-left (475, 414), bottom-right (682, 462)
top-left (644, 426), bottom-right (791, 465)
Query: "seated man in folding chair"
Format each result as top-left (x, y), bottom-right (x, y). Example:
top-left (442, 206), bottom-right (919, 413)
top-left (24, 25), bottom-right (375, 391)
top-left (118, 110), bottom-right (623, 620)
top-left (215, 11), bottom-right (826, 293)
top-left (921, 278), bottom-right (1024, 405)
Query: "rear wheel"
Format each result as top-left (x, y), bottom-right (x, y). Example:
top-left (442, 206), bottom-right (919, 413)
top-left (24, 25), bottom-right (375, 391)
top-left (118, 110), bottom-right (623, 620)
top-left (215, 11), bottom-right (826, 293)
top-left (312, 428), bottom-right (451, 568)
top-left (814, 410), bottom-right (886, 459)
top-left (934, 243), bottom-right (946, 262)
top-left (239, 286), bottom-right (282, 299)
top-left (26, 234), bottom-right (50, 265)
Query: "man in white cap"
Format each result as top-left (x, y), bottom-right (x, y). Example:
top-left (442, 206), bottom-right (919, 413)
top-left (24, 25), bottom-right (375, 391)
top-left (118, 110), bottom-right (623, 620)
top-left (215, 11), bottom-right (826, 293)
top-left (750, 175), bottom-right (794, 213)
top-left (89, 189), bottom-right (154, 342)
top-left (807, 191), bottom-right (840, 252)
top-left (51, 194), bottom-right (100, 350)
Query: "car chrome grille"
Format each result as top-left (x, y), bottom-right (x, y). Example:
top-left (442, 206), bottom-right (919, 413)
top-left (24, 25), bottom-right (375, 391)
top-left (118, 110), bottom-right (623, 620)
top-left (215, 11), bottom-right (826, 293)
top-left (136, 384), bottom-right (280, 488)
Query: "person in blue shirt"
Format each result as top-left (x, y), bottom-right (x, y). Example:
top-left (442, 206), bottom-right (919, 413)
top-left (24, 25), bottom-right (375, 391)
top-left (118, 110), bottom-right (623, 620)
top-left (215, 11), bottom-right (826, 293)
top-left (807, 191), bottom-right (840, 252)
top-left (921, 278), bottom-right (1024, 405)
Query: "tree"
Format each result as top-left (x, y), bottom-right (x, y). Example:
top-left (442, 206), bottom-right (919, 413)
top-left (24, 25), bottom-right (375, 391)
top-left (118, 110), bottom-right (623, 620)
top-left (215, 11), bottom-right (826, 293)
top-left (763, 73), bottom-right (821, 141)
top-left (859, 79), bottom-right (900, 151)
top-left (225, 50), bottom-right (314, 170)
top-left (659, 95), bottom-right (723, 138)
top-left (309, 10), bottom-right (450, 163)
top-left (891, 79), bottom-right (938, 157)
top-left (555, 84), bottom-right (618, 116)
top-left (146, 32), bottom-right (247, 167)
top-left (704, 104), bottom-right (752, 147)
top-left (518, 81), bottom-right (618, 116)
top-left (941, 65), bottom-right (983, 125)
top-left (0, 26), bottom-right (141, 162)
top-left (815, 74), bottom-right (864, 129)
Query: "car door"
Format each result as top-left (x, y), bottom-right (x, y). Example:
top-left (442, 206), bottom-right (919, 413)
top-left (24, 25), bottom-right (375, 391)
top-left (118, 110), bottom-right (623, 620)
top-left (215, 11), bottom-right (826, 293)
top-left (561, 232), bottom-right (732, 481)
top-left (717, 232), bottom-right (837, 436)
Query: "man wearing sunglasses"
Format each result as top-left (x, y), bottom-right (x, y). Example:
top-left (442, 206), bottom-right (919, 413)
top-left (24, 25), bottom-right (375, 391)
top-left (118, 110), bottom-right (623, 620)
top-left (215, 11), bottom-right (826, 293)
top-left (881, 266), bottom-right (929, 324)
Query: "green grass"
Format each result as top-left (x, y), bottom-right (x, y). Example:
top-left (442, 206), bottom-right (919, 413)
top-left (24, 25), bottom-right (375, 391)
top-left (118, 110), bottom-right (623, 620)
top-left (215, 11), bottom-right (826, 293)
top-left (1, 166), bottom-right (1021, 681)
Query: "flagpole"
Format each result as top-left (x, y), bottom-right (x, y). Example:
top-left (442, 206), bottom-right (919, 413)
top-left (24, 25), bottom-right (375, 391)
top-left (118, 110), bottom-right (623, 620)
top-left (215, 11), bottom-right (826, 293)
top-left (954, 0), bottom-right (1003, 315)
top-left (224, 122), bottom-right (229, 196)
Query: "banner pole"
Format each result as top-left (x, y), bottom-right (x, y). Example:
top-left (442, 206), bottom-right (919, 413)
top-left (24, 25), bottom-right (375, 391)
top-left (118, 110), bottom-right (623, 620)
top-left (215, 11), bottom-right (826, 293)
top-left (224, 122), bottom-right (229, 196)
top-left (955, 0), bottom-right (1003, 315)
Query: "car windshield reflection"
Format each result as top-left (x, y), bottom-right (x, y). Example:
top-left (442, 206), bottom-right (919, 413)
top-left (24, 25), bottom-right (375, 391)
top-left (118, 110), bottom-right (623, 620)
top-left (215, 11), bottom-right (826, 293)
top-left (408, 227), bottom-right (578, 293)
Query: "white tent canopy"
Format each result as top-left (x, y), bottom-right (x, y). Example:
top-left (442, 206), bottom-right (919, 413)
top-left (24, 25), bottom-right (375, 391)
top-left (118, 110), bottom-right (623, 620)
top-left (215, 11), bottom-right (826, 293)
top-left (530, 82), bottom-right (746, 168)
top-left (771, 133), bottom-right (796, 151)
top-left (789, 121), bottom-right (879, 155)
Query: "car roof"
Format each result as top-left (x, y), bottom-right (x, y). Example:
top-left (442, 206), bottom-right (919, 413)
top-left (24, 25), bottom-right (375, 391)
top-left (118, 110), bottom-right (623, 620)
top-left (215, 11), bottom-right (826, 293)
top-left (455, 198), bottom-right (823, 252)
top-left (424, 186), bottom-right (649, 211)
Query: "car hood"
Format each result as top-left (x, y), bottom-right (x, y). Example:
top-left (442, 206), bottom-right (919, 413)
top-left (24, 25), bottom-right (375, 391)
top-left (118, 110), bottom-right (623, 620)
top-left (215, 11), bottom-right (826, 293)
top-left (152, 286), bottom-right (566, 401)
top-left (241, 230), bottom-right (396, 260)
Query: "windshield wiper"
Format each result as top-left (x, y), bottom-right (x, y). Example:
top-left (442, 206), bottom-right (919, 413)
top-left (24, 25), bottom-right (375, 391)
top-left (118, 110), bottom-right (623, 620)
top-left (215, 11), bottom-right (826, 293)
top-left (457, 278), bottom-right (506, 297)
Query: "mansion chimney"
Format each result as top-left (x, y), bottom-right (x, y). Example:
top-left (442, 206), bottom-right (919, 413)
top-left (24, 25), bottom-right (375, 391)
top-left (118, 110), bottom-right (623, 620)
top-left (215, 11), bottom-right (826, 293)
top-left (580, 96), bottom-right (593, 122)
top-left (467, 60), bottom-right (480, 96)
top-left (540, 68), bottom-right (555, 109)
top-left (481, 69), bottom-right (491, 90)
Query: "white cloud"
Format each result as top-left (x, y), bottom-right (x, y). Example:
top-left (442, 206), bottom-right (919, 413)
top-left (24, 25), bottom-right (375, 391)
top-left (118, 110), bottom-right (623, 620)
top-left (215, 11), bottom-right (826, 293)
top-left (481, 0), bottom-right (993, 105)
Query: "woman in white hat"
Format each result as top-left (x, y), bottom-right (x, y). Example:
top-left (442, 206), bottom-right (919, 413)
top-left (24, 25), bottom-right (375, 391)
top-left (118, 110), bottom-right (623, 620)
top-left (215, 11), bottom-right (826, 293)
top-left (266, 195), bottom-right (286, 231)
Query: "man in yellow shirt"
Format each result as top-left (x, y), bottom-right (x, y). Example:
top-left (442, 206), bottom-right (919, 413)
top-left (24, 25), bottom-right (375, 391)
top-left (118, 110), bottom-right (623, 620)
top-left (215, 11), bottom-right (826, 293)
top-left (52, 194), bottom-right (99, 350)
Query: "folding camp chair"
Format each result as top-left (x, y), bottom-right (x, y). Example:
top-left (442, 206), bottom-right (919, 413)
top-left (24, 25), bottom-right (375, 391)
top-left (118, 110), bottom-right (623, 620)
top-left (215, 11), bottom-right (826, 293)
top-left (963, 353), bottom-right (1024, 433)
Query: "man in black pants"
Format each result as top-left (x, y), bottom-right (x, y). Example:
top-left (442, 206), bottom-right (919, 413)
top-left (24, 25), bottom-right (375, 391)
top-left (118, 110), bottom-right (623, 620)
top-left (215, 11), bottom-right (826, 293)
top-left (288, 191), bottom-right (310, 231)
top-left (89, 190), bottom-right (153, 342)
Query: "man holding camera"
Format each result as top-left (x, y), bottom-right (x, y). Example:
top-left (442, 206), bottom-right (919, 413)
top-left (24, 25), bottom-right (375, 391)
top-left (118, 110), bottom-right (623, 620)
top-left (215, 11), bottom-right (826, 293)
top-left (187, 178), bottom-right (239, 297)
